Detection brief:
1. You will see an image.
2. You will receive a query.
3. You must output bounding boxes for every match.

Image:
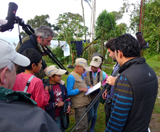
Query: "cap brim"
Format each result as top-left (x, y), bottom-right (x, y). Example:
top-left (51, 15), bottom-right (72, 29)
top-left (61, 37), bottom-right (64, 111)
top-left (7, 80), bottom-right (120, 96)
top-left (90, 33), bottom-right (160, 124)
top-left (84, 66), bottom-right (91, 71)
top-left (12, 52), bottom-right (30, 67)
top-left (56, 69), bottom-right (67, 75)
top-left (90, 61), bottom-right (100, 67)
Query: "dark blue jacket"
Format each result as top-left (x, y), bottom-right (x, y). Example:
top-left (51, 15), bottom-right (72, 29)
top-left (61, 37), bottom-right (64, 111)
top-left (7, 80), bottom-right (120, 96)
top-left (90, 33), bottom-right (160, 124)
top-left (43, 79), bottom-right (71, 120)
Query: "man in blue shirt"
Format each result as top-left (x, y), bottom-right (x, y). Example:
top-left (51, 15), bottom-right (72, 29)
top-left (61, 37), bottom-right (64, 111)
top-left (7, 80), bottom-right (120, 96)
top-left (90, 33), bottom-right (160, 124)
top-left (102, 38), bottom-right (120, 126)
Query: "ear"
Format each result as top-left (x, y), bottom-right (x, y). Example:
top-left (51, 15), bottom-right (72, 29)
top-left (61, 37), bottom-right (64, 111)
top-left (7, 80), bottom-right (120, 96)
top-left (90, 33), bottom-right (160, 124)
top-left (31, 63), bottom-right (36, 70)
top-left (117, 50), bottom-right (124, 59)
top-left (0, 67), bottom-right (9, 84)
top-left (37, 35), bottom-right (43, 43)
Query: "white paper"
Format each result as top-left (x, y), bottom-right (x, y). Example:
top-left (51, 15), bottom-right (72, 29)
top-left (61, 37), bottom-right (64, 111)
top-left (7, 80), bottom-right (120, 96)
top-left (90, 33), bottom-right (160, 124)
top-left (85, 82), bottom-right (101, 95)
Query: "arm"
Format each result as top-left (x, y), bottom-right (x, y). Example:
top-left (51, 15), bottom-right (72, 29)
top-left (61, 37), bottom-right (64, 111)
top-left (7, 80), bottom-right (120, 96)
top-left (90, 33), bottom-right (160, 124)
top-left (66, 75), bottom-right (79, 96)
top-left (102, 71), bottom-right (108, 86)
top-left (105, 75), bottom-right (133, 132)
top-left (34, 80), bottom-right (50, 109)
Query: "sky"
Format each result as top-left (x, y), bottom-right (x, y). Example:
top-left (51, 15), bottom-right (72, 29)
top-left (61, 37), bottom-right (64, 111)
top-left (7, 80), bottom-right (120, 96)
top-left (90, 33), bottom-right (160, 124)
top-left (0, 0), bottom-right (138, 44)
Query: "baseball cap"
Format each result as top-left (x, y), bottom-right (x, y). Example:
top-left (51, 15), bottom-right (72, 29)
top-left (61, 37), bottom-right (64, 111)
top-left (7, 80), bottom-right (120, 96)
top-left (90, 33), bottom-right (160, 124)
top-left (90, 56), bottom-right (102, 67)
top-left (0, 39), bottom-right (30, 69)
top-left (75, 58), bottom-right (90, 71)
top-left (45, 65), bottom-right (67, 77)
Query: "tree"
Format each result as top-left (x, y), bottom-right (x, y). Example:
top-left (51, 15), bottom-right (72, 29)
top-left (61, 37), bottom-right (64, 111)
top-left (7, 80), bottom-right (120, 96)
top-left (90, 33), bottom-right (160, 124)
top-left (95, 10), bottom-right (116, 59)
top-left (128, 0), bottom-right (160, 55)
top-left (56, 12), bottom-right (89, 65)
top-left (20, 14), bottom-right (53, 38)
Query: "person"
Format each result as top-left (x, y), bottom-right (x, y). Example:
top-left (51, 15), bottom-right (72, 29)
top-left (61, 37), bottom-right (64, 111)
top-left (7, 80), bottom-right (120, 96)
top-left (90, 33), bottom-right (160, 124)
top-left (105, 34), bottom-right (158, 132)
top-left (0, 39), bottom-right (61, 132)
top-left (16, 25), bottom-right (55, 79)
top-left (82, 55), bottom-right (108, 132)
top-left (67, 58), bottom-right (91, 132)
top-left (43, 65), bottom-right (71, 132)
top-left (12, 48), bottom-right (50, 110)
top-left (102, 38), bottom-right (120, 126)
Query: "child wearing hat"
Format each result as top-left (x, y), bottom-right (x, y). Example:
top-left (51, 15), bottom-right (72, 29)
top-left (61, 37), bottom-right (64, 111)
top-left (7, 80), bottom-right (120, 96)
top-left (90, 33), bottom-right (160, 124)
top-left (43, 65), bottom-right (71, 132)
top-left (82, 55), bottom-right (108, 132)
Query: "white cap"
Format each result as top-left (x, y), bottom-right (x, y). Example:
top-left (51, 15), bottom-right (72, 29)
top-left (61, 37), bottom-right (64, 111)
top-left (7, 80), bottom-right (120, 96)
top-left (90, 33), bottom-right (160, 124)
top-left (45, 65), bottom-right (67, 77)
top-left (90, 56), bottom-right (102, 67)
top-left (75, 58), bottom-right (90, 71)
top-left (0, 39), bottom-right (30, 69)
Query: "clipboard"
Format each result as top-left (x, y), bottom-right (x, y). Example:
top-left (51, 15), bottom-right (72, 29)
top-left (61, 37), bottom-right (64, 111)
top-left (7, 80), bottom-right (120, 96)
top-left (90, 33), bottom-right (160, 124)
top-left (85, 82), bottom-right (101, 95)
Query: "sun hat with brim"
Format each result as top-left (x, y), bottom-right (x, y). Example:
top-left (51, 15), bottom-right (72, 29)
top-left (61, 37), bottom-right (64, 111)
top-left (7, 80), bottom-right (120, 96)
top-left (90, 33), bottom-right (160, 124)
top-left (0, 39), bottom-right (30, 69)
top-left (45, 65), bottom-right (67, 77)
top-left (75, 58), bottom-right (90, 71)
top-left (90, 56), bottom-right (102, 68)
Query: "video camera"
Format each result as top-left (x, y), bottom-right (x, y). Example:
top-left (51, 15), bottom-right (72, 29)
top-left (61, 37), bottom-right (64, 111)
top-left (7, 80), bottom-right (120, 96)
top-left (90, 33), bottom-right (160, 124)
top-left (136, 32), bottom-right (149, 49)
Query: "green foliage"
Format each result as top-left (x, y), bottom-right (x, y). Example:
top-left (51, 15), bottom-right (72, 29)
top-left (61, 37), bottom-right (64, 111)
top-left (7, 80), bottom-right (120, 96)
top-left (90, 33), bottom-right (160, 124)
top-left (125, 0), bottom-right (160, 56)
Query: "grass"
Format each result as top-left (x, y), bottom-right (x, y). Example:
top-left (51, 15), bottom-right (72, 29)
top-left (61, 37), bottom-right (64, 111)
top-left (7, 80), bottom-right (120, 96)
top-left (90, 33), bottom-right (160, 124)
top-left (46, 54), bottom-right (160, 131)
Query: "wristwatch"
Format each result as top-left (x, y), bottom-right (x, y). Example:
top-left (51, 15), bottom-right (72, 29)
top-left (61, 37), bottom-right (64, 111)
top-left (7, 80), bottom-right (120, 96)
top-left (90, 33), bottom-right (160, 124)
top-left (55, 102), bottom-right (58, 107)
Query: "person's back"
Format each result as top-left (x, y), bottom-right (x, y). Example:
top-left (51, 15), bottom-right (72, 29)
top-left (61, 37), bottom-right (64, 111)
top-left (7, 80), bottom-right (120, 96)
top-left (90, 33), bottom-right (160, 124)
top-left (13, 49), bottom-right (50, 109)
top-left (0, 87), bottom-right (61, 132)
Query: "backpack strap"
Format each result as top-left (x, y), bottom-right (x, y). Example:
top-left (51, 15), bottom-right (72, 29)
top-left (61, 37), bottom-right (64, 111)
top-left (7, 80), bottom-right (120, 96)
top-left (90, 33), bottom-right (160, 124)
top-left (89, 71), bottom-right (93, 85)
top-left (23, 75), bottom-right (35, 93)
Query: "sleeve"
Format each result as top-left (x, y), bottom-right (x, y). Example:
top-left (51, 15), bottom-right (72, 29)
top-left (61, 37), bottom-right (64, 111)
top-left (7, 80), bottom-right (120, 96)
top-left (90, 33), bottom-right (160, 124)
top-left (66, 74), bottom-right (79, 96)
top-left (105, 75), bottom-right (133, 132)
top-left (82, 70), bottom-right (87, 77)
top-left (102, 71), bottom-right (108, 86)
top-left (34, 80), bottom-right (50, 109)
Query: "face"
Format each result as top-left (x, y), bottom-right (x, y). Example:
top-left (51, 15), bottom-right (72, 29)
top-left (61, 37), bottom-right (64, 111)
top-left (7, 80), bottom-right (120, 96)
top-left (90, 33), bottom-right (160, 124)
top-left (39, 36), bottom-right (53, 47)
top-left (91, 66), bottom-right (99, 73)
top-left (50, 75), bottom-right (62, 84)
top-left (107, 48), bottom-right (116, 62)
top-left (78, 66), bottom-right (85, 75)
top-left (33, 60), bottom-right (42, 73)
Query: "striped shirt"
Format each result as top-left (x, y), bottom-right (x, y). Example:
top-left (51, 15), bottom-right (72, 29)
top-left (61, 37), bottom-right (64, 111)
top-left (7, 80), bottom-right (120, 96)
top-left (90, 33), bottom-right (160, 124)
top-left (105, 75), bottom-right (133, 132)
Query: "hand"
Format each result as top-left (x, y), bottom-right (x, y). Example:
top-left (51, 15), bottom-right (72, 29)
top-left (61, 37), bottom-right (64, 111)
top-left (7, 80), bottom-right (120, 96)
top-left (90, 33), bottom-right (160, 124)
top-left (79, 88), bottom-right (88, 92)
top-left (45, 85), bottom-right (51, 92)
top-left (66, 105), bottom-right (71, 113)
top-left (58, 101), bottom-right (64, 107)
top-left (89, 86), bottom-right (93, 89)
top-left (102, 90), bottom-right (107, 100)
top-left (106, 76), bottom-right (117, 86)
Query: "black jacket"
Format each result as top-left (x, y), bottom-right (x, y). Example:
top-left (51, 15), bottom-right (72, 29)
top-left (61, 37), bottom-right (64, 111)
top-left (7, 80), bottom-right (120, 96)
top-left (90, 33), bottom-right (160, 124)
top-left (43, 79), bottom-right (71, 120)
top-left (118, 57), bottom-right (158, 132)
top-left (0, 87), bottom-right (61, 132)
top-left (17, 34), bottom-right (43, 55)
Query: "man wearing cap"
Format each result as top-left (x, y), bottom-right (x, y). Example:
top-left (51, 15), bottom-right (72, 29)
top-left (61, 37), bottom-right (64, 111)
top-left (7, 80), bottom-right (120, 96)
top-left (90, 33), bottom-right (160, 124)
top-left (0, 39), bottom-right (61, 132)
top-left (82, 55), bottom-right (108, 132)
top-left (67, 58), bottom-right (91, 132)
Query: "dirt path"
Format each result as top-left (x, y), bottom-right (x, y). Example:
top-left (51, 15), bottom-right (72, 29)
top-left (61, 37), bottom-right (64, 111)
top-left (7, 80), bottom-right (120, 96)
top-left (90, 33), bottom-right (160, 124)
top-left (149, 76), bottom-right (160, 132)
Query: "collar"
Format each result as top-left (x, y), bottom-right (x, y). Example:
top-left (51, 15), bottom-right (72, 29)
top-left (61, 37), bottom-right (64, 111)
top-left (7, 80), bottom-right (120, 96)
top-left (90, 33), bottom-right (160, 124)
top-left (119, 57), bottom-right (146, 74)
top-left (0, 87), bottom-right (37, 105)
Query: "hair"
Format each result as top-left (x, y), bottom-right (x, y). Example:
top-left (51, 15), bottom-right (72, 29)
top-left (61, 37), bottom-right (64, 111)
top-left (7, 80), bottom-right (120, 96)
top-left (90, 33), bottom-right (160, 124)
top-left (115, 34), bottom-right (140, 57)
top-left (35, 25), bottom-right (55, 38)
top-left (22, 49), bottom-right (42, 70)
top-left (105, 38), bottom-right (117, 52)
